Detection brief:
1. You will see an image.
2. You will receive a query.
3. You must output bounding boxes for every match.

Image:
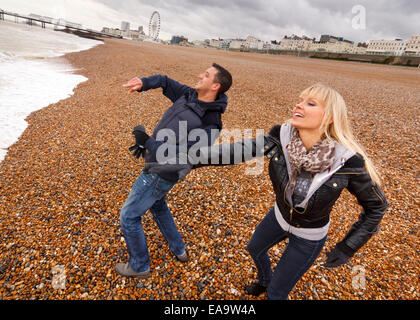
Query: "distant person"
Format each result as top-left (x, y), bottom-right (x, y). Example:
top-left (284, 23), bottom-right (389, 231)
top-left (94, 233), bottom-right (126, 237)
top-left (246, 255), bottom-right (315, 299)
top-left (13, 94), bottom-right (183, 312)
top-left (194, 83), bottom-right (388, 299)
top-left (116, 64), bottom-right (232, 278)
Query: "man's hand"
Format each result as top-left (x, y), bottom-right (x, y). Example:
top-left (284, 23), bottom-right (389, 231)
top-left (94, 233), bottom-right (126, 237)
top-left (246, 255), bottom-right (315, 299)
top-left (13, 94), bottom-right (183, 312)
top-left (129, 125), bottom-right (150, 159)
top-left (123, 77), bottom-right (143, 93)
top-left (129, 144), bottom-right (145, 159)
top-left (132, 125), bottom-right (150, 146)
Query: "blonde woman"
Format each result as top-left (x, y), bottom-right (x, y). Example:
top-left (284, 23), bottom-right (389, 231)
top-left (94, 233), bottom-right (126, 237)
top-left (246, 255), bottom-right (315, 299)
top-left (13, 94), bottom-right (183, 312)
top-left (195, 83), bottom-right (388, 300)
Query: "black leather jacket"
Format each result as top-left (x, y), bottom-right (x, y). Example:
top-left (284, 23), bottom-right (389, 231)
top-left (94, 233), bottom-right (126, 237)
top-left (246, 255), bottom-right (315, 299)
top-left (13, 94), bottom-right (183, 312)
top-left (197, 125), bottom-right (388, 256)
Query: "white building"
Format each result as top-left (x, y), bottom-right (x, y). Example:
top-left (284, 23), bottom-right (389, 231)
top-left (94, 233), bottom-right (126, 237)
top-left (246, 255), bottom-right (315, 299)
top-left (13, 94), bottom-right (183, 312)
top-left (102, 26), bottom-right (145, 39)
top-left (244, 35), bottom-right (263, 49)
top-left (219, 39), bottom-right (233, 49)
top-left (121, 21), bottom-right (130, 31)
top-left (209, 39), bottom-right (220, 48)
top-left (329, 41), bottom-right (355, 53)
top-left (192, 40), bottom-right (206, 47)
top-left (281, 39), bottom-right (312, 51)
top-left (405, 35), bottom-right (420, 55)
top-left (229, 39), bottom-right (246, 49)
top-left (351, 46), bottom-right (367, 54)
top-left (279, 35), bottom-right (313, 51)
top-left (366, 39), bottom-right (408, 55)
top-left (270, 43), bottom-right (282, 50)
top-left (102, 27), bottom-right (121, 36)
top-left (309, 41), bottom-right (356, 53)
top-left (124, 29), bottom-right (142, 39)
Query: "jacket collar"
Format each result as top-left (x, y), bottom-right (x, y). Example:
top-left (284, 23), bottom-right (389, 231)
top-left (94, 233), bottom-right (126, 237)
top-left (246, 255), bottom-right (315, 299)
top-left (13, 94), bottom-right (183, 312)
top-left (184, 90), bottom-right (228, 117)
top-left (280, 123), bottom-right (355, 208)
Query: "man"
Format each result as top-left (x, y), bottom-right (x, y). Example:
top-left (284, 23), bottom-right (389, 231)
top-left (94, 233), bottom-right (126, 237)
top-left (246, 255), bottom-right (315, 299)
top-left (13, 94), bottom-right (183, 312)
top-left (116, 63), bottom-right (232, 278)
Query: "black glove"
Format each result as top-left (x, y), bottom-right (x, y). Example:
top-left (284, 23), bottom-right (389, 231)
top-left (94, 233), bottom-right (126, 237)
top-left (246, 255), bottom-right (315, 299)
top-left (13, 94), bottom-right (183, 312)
top-left (324, 246), bottom-right (351, 268)
top-left (132, 125), bottom-right (150, 146)
top-left (129, 125), bottom-right (150, 159)
top-left (129, 144), bottom-right (146, 159)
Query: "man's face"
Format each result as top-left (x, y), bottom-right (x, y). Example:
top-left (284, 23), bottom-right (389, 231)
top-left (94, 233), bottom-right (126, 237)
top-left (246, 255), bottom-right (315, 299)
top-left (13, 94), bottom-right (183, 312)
top-left (195, 66), bottom-right (219, 93)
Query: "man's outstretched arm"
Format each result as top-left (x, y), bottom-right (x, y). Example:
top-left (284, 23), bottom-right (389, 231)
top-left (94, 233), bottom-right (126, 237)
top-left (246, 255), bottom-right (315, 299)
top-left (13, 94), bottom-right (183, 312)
top-left (123, 75), bottom-right (191, 102)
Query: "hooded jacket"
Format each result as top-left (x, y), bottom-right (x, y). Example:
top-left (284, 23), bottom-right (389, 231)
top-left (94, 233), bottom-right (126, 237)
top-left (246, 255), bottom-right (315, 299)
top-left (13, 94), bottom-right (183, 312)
top-left (139, 74), bottom-right (228, 182)
top-left (196, 123), bottom-right (388, 257)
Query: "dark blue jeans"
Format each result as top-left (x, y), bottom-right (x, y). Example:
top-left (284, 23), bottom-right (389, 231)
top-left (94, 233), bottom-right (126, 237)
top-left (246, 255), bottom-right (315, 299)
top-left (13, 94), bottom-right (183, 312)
top-left (247, 207), bottom-right (327, 300)
top-left (120, 172), bottom-right (185, 272)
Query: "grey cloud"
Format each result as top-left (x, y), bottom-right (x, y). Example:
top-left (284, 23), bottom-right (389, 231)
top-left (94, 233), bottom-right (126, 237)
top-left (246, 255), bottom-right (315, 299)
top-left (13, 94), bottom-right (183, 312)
top-left (96, 0), bottom-right (419, 43)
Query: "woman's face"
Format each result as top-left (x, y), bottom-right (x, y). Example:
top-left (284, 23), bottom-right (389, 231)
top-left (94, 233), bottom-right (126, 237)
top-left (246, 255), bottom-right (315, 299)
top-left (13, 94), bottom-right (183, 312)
top-left (291, 94), bottom-right (326, 131)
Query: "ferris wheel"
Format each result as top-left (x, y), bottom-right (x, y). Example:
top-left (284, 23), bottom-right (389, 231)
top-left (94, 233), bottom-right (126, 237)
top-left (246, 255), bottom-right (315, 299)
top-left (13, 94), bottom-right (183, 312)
top-left (148, 11), bottom-right (161, 41)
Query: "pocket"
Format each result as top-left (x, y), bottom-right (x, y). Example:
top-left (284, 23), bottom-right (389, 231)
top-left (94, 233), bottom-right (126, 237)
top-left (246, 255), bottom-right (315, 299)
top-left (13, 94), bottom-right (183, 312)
top-left (154, 177), bottom-right (175, 197)
top-left (142, 173), bottom-right (158, 186)
top-left (130, 173), bottom-right (158, 197)
top-left (314, 177), bottom-right (347, 206)
top-left (323, 177), bottom-right (348, 190)
top-left (133, 173), bottom-right (156, 191)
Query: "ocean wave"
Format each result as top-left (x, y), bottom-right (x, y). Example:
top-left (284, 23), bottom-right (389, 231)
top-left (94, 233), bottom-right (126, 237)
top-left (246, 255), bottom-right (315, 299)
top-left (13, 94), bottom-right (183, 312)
top-left (0, 51), bottom-right (16, 62)
top-left (0, 22), bottom-right (102, 162)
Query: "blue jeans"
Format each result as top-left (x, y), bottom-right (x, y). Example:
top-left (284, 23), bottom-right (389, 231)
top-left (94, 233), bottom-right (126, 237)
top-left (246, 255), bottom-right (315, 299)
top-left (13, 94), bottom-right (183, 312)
top-left (120, 172), bottom-right (185, 272)
top-left (247, 207), bottom-right (327, 300)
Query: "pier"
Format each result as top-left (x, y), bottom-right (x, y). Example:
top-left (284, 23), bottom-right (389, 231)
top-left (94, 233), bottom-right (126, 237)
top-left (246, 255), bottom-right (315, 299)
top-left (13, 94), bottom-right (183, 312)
top-left (0, 9), bottom-right (122, 39)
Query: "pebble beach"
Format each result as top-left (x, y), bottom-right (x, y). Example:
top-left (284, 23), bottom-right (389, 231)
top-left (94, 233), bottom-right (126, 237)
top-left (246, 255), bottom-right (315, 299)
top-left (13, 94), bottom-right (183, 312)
top-left (0, 38), bottom-right (418, 300)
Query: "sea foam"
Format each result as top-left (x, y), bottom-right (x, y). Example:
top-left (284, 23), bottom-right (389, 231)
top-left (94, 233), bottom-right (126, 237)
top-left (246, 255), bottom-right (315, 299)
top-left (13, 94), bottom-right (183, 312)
top-left (0, 20), bottom-right (103, 162)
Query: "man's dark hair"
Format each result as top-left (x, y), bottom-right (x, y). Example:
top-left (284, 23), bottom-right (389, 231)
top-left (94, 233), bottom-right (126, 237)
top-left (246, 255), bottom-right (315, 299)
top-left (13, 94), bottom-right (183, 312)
top-left (212, 63), bottom-right (232, 95)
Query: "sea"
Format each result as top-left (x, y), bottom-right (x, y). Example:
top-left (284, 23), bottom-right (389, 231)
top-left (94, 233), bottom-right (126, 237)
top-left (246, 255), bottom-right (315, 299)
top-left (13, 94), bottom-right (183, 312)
top-left (0, 20), bottom-right (103, 162)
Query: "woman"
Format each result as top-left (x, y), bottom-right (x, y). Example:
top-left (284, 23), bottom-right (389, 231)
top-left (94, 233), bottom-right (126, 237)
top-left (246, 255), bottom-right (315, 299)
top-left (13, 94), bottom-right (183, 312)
top-left (195, 83), bottom-right (388, 300)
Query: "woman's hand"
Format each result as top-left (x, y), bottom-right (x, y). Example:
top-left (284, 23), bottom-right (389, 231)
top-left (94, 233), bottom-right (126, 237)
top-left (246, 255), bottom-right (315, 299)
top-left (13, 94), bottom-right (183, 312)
top-left (324, 247), bottom-right (351, 268)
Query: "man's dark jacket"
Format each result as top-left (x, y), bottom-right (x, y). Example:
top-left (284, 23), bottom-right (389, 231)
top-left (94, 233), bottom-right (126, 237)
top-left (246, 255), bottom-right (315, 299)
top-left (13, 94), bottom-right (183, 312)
top-left (139, 74), bottom-right (228, 182)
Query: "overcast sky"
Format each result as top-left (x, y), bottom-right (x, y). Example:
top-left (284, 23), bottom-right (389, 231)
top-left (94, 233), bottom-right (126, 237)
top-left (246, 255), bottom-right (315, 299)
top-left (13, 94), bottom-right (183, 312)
top-left (1, 0), bottom-right (419, 43)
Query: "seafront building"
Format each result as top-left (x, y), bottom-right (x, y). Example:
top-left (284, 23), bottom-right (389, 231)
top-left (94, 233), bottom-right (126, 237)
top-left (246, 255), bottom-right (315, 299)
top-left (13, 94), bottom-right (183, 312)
top-left (121, 21), bottom-right (130, 31)
top-left (201, 34), bottom-right (361, 53)
top-left (208, 39), bottom-right (220, 48)
top-left (102, 22), bottom-right (145, 40)
top-left (365, 35), bottom-right (420, 56)
top-left (244, 35), bottom-right (264, 50)
top-left (320, 34), bottom-right (353, 45)
top-left (279, 35), bottom-right (313, 51)
top-left (171, 35), bottom-right (188, 45)
top-left (229, 39), bottom-right (246, 49)
top-left (101, 21), bottom-right (420, 57)
top-left (405, 35), bottom-right (420, 55)
top-left (309, 40), bottom-right (357, 53)
top-left (367, 39), bottom-right (408, 55)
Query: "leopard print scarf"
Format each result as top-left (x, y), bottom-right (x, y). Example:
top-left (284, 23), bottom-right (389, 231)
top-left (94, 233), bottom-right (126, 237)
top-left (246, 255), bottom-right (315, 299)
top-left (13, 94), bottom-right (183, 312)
top-left (287, 127), bottom-right (335, 194)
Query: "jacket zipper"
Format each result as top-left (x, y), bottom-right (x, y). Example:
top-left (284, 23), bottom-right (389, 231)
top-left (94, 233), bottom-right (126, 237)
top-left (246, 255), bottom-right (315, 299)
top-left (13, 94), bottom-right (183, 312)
top-left (372, 186), bottom-right (385, 204)
top-left (283, 180), bottom-right (294, 222)
top-left (269, 135), bottom-right (311, 223)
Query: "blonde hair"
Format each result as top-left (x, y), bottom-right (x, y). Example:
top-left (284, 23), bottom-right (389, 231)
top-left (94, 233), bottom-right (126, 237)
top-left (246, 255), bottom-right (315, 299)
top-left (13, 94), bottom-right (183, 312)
top-left (299, 83), bottom-right (382, 185)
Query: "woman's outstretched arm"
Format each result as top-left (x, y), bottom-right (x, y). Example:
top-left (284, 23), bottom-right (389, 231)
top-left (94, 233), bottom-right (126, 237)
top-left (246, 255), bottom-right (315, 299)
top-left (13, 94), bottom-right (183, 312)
top-left (193, 131), bottom-right (280, 168)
